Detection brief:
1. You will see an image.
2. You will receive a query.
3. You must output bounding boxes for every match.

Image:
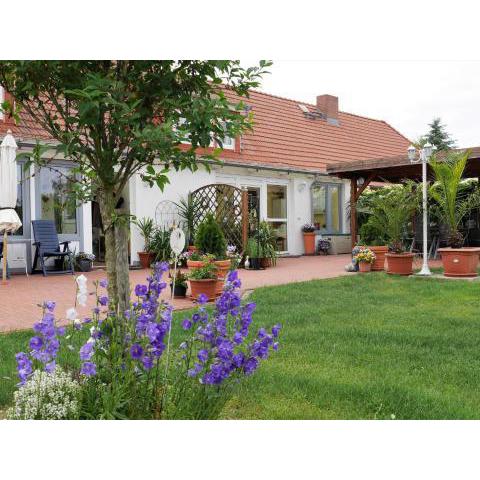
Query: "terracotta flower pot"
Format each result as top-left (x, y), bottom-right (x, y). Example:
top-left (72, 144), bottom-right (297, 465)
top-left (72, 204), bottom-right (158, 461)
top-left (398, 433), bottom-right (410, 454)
top-left (138, 251), bottom-right (154, 269)
top-left (385, 252), bottom-right (414, 276)
top-left (214, 259), bottom-right (231, 295)
top-left (260, 257), bottom-right (271, 269)
top-left (303, 232), bottom-right (316, 255)
top-left (368, 245), bottom-right (388, 271)
top-left (187, 259), bottom-right (205, 271)
top-left (358, 261), bottom-right (372, 273)
top-left (189, 278), bottom-right (217, 301)
top-left (438, 247), bottom-right (480, 277)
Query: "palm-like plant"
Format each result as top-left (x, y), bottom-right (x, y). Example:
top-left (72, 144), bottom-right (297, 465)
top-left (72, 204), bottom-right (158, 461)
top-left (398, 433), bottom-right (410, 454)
top-left (366, 183), bottom-right (419, 253)
top-left (134, 217), bottom-right (154, 252)
top-left (429, 150), bottom-right (480, 248)
top-left (174, 196), bottom-right (199, 246)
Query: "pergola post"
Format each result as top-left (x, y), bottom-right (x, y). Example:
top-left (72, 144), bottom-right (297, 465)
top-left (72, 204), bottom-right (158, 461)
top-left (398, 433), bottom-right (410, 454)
top-left (350, 178), bottom-right (358, 249)
top-left (350, 173), bottom-right (375, 249)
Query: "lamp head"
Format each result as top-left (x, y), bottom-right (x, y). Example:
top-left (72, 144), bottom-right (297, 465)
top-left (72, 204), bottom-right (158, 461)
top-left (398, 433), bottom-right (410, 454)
top-left (407, 145), bottom-right (417, 163)
top-left (423, 142), bottom-right (433, 159)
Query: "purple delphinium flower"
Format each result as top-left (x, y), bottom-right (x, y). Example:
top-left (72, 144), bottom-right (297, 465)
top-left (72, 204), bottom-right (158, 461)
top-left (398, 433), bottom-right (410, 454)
top-left (45, 360), bottom-right (56, 373)
top-left (188, 362), bottom-right (203, 377)
top-left (272, 323), bottom-right (282, 338)
top-left (98, 296), bottom-right (108, 306)
top-left (197, 349), bottom-right (209, 364)
top-left (130, 343), bottom-right (144, 360)
top-left (81, 362), bottom-right (97, 376)
top-left (15, 352), bottom-right (33, 385)
top-left (44, 301), bottom-right (56, 312)
top-left (135, 284), bottom-right (148, 297)
top-left (79, 342), bottom-right (95, 361)
top-left (29, 336), bottom-right (43, 351)
top-left (182, 318), bottom-right (192, 330)
top-left (99, 279), bottom-right (108, 288)
top-left (197, 293), bottom-right (208, 305)
top-left (142, 355), bottom-right (154, 370)
top-left (243, 357), bottom-right (259, 375)
top-left (233, 332), bottom-right (244, 345)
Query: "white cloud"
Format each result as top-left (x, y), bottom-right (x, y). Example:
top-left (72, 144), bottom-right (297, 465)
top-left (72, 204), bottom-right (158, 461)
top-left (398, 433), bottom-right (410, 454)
top-left (259, 61), bottom-right (480, 148)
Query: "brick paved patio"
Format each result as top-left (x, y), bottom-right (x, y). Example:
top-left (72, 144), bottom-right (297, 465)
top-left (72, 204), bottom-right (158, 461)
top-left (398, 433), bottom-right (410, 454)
top-left (0, 254), bottom-right (441, 332)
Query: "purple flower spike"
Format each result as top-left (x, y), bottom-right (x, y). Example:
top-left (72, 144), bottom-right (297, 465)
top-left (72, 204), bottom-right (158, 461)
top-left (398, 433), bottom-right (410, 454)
top-left (130, 343), bottom-right (144, 360)
top-left (81, 362), bottom-right (97, 376)
top-left (99, 279), bottom-right (108, 288)
top-left (29, 336), bottom-right (43, 351)
top-left (272, 323), bottom-right (282, 338)
top-left (44, 301), bottom-right (56, 312)
top-left (134, 284), bottom-right (148, 297)
top-left (182, 318), bottom-right (192, 330)
top-left (197, 349), bottom-right (209, 364)
top-left (98, 295), bottom-right (109, 306)
top-left (197, 293), bottom-right (208, 305)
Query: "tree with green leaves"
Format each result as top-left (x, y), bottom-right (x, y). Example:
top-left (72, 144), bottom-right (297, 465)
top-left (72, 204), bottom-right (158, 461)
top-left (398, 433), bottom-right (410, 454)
top-left (0, 60), bottom-right (271, 310)
top-left (420, 117), bottom-right (456, 151)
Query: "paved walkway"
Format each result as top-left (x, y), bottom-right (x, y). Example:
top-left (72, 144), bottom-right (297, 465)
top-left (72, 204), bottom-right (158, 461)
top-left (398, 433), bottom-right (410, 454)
top-left (0, 254), bottom-right (440, 332)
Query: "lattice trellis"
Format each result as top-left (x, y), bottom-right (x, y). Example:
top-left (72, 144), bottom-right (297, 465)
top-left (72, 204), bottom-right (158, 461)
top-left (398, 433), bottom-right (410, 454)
top-left (191, 184), bottom-right (246, 251)
top-left (155, 200), bottom-right (184, 231)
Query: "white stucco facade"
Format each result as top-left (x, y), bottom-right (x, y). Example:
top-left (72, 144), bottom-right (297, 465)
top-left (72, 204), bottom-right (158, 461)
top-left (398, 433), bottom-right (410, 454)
top-left (127, 162), bottom-right (351, 263)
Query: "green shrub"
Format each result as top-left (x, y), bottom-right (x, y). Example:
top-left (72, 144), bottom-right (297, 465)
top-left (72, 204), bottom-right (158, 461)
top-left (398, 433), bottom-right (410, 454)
top-left (194, 214), bottom-right (227, 259)
top-left (150, 227), bottom-right (172, 262)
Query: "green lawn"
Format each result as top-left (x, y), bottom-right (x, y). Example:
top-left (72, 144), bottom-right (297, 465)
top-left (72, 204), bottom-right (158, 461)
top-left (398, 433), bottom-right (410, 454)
top-left (2, 273), bottom-right (480, 419)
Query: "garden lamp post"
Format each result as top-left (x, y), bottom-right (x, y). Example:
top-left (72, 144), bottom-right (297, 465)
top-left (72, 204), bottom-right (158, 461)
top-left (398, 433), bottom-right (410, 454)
top-left (407, 142), bottom-right (433, 276)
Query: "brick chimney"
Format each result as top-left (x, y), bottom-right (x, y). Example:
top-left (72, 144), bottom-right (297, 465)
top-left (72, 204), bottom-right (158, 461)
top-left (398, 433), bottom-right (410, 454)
top-left (316, 94), bottom-right (339, 125)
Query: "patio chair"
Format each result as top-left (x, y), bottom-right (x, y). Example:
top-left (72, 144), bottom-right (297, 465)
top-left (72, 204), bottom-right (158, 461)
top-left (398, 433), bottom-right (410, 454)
top-left (0, 241), bottom-right (10, 279)
top-left (31, 220), bottom-right (74, 276)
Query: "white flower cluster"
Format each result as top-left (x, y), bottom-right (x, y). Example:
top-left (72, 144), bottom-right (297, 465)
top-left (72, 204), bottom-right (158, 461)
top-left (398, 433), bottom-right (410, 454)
top-left (76, 274), bottom-right (88, 307)
top-left (7, 368), bottom-right (81, 420)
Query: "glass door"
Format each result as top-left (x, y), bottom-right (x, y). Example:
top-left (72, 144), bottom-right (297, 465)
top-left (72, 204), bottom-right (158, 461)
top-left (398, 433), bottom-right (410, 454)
top-left (266, 184), bottom-right (288, 252)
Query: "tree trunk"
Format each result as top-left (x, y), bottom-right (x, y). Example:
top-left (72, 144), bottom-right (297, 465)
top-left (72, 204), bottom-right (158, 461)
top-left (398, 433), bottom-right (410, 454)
top-left (114, 214), bottom-right (131, 313)
top-left (97, 188), bottom-right (118, 306)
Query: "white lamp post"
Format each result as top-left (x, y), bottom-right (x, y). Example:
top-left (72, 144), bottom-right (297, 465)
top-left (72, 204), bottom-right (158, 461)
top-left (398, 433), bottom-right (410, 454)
top-left (407, 142), bottom-right (433, 276)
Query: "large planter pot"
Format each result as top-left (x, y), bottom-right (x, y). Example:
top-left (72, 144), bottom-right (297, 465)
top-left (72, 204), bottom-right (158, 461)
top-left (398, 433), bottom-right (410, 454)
top-left (187, 259), bottom-right (205, 271)
top-left (260, 257), bottom-right (271, 269)
top-left (438, 248), bottom-right (480, 277)
top-left (368, 245), bottom-right (388, 271)
top-left (358, 261), bottom-right (372, 273)
top-left (170, 283), bottom-right (187, 298)
top-left (189, 278), bottom-right (217, 301)
top-left (76, 259), bottom-right (93, 272)
top-left (214, 259), bottom-right (232, 295)
top-left (385, 253), bottom-right (414, 276)
top-left (138, 252), bottom-right (154, 269)
top-left (249, 257), bottom-right (262, 270)
top-left (303, 232), bottom-right (316, 255)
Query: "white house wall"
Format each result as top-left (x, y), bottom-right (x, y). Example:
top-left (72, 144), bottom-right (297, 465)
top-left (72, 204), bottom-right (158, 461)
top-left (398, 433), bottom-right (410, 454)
top-left (128, 163), bottom-right (350, 262)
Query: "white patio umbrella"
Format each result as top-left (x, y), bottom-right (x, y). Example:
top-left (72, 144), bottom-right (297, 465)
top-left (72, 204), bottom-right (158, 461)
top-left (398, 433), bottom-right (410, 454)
top-left (0, 130), bottom-right (21, 283)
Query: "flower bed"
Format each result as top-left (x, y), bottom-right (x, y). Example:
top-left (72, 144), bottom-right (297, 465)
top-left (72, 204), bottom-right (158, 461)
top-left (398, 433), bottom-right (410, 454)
top-left (8, 264), bottom-right (282, 420)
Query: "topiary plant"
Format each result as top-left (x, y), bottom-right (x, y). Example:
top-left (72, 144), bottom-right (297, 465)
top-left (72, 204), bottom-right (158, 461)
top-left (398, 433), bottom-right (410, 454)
top-left (194, 214), bottom-right (227, 259)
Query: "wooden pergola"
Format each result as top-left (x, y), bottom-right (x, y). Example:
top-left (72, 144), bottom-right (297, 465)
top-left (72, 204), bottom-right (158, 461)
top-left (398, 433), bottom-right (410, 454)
top-left (326, 147), bottom-right (480, 248)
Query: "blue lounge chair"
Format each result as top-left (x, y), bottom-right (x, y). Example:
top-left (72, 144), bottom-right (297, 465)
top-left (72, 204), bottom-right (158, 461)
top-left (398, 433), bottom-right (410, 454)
top-left (32, 220), bottom-right (74, 276)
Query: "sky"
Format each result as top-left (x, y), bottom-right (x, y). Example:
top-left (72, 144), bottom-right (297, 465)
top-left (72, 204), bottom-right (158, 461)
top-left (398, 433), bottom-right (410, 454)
top-left (259, 61), bottom-right (480, 148)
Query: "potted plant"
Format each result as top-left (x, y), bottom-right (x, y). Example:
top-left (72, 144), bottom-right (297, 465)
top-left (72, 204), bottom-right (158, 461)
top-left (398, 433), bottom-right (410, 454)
top-left (174, 196), bottom-right (199, 251)
top-left (430, 150), bottom-right (480, 277)
top-left (368, 183), bottom-right (418, 275)
top-left (75, 252), bottom-right (96, 272)
top-left (150, 226), bottom-right (172, 263)
top-left (190, 214), bottom-right (230, 293)
top-left (246, 237), bottom-right (264, 270)
top-left (134, 217), bottom-right (155, 269)
top-left (353, 248), bottom-right (376, 273)
top-left (256, 221), bottom-right (278, 268)
top-left (302, 223), bottom-right (316, 255)
top-left (359, 220), bottom-right (388, 271)
top-left (170, 270), bottom-right (188, 298)
top-left (188, 258), bottom-right (218, 301)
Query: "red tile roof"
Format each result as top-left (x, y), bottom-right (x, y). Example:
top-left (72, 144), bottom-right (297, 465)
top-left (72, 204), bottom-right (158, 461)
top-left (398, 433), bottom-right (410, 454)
top-left (0, 88), bottom-right (411, 174)
top-left (222, 89), bottom-right (411, 173)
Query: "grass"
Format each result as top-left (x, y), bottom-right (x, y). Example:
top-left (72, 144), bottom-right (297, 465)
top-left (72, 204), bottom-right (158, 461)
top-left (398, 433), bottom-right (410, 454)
top-left (2, 273), bottom-right (480, 419)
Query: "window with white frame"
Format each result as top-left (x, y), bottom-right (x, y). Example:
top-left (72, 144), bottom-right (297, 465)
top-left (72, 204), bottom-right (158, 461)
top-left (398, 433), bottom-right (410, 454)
top-left (311, 182), bottom-right (343, 233)
top-left (219, 121), bottom-right (235, 150)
